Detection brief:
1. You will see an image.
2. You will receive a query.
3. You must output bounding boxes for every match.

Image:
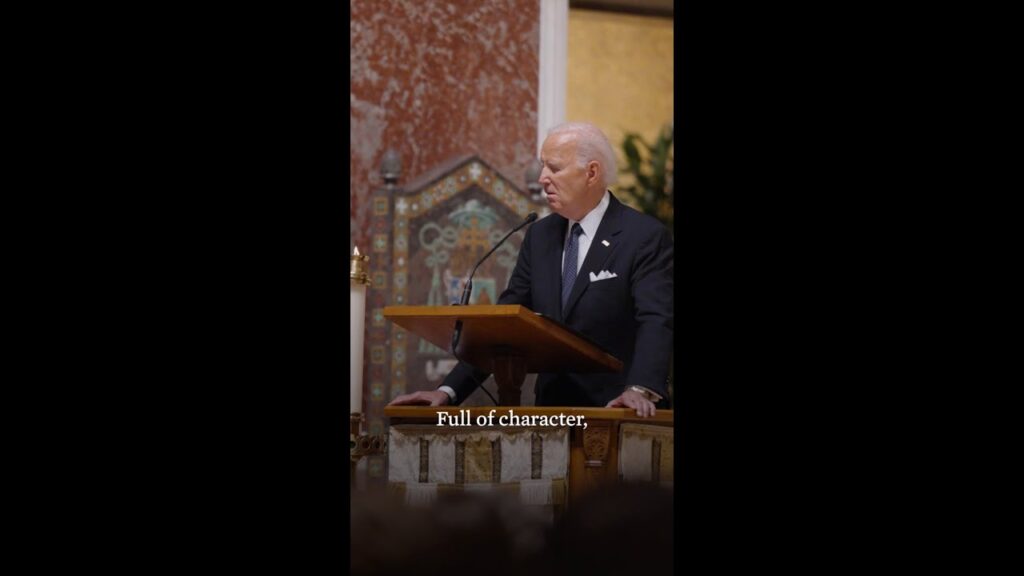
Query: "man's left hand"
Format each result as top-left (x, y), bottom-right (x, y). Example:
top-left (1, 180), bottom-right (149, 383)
top-left (606, 389), bottom-right (656, 417)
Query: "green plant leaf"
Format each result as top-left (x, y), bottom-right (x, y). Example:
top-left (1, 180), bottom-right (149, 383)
top-left (621, 135), bottom-right (643, 173)
top-left (618, 123), bottom-right (674, 229)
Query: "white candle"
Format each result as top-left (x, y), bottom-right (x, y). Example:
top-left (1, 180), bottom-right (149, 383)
top-left (350, 280), bottom-right (366, 414)
top-left (350, 247), bottom-right (370, 415)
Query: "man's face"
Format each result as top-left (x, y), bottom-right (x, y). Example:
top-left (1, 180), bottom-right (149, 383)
top-left (539, 133), bottom-right (598, 221)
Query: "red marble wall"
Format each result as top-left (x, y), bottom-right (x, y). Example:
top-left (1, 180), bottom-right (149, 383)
top-left (350, 0), bottom-right (540, 252)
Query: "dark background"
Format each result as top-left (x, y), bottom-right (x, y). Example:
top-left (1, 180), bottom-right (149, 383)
top-left (32, 0), bottom-right (968, 571)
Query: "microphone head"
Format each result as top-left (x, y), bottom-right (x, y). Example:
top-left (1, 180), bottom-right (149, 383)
top-left (525, 212), bottom-right (538, 223)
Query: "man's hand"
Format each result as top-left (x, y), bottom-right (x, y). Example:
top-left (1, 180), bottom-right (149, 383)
top-left (387, 390), bottom-right (451, 407)
top-left (606, 389), bottom-right (656, 417)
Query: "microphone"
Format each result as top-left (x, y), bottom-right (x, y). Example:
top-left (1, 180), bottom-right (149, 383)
top-left (458, 212), bottom-right (538, 306)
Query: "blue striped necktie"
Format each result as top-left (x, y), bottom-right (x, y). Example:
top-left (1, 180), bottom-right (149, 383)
top-left (562, 223), bottom-right (583, 309)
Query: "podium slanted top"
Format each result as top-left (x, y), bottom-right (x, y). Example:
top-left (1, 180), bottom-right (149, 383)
top-left (382, 305), bottom-right (623, 374)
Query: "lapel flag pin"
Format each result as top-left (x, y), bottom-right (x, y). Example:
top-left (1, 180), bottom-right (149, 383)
top-left (602, 240), bottom-right (610, 247)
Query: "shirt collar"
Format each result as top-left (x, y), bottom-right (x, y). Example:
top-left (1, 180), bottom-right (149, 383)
top-left (568, 190), bottom-right (610, 240)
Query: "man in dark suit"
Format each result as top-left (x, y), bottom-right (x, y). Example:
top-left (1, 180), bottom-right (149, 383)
top-left (389, 122), bottom-right (673, 417)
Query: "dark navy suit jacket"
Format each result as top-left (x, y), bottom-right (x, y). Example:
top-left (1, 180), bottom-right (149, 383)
top-left (443, 192), bottom-right (674, 407)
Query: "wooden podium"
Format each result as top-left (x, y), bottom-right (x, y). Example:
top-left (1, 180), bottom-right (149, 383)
top-left (383, 305), bottom-right (623, 405)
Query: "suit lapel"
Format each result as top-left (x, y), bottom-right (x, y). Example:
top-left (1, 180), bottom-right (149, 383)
top-left (562, 194), bottom-right (624, 320)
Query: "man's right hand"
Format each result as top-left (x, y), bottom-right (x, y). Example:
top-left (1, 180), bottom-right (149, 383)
top-left (387, 390), bottom-right (451, 407)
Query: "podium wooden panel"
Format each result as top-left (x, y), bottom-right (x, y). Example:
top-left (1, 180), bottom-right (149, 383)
top-left (385, 406), bottom-right (674, 507)
top-left (383, 305), bottom-right (623, 405)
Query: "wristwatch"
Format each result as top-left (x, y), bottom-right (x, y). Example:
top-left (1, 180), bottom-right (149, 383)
top-left (629, 385), bottom-right (663, 403)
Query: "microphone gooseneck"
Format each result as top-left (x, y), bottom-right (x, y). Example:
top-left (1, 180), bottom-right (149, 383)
top-left (458, 212), bottom-right (538, 306)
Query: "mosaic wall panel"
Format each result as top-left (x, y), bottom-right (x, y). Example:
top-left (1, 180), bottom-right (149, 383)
top-left (363, 155), bottom-right (547, 478)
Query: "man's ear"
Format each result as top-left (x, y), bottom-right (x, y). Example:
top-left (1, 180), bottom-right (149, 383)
top-left (586, 160), bottom-right (601, 186)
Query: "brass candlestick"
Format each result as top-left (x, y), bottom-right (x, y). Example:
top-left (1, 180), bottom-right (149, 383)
top-left (350, 413), bottom-right (387, 487)
top-left (349, 245), bottom-right (384, 487)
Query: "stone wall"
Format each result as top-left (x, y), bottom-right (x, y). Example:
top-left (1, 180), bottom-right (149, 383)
top-left (350, 0), bottom-right (540, 253)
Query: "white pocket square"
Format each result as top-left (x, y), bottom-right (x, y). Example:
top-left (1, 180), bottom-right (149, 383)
top-left (589, 270), bottom-right (618, 282)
